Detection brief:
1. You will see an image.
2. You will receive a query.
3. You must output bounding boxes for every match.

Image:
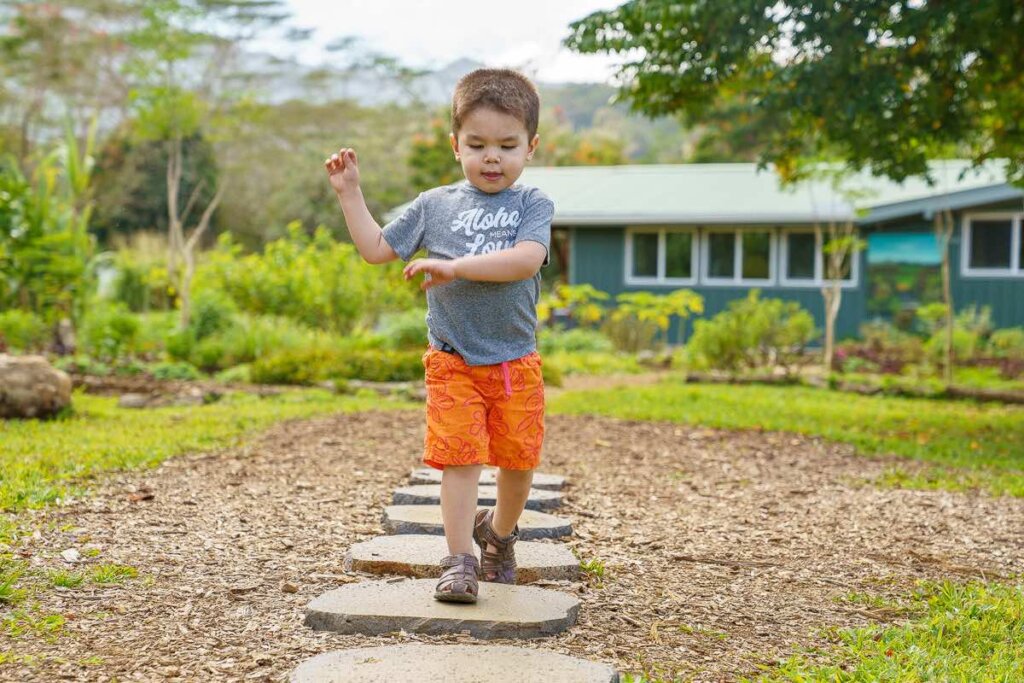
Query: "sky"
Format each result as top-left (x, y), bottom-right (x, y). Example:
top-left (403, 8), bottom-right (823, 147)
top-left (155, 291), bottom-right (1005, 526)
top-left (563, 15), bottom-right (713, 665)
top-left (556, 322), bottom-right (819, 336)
top-left (272, 0), bottom-right (627, 83)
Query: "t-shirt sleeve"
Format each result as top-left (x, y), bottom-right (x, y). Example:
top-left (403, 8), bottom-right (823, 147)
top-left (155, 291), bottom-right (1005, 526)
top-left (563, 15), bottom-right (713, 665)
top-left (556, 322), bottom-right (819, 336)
top-left (514, 189), bottom-right (554, 266)
top-left (381, 191), bottom-right (427, 261)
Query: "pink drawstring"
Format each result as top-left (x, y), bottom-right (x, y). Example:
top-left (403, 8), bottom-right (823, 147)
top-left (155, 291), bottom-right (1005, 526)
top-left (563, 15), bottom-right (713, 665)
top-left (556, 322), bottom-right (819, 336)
top-left (501, 361), bottom-right (512, 399)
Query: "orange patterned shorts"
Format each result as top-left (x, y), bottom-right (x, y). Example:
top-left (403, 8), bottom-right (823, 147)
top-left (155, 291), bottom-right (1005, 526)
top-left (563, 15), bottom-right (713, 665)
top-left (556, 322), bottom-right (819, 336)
top-left (422, 347), bottom-right (545, 471)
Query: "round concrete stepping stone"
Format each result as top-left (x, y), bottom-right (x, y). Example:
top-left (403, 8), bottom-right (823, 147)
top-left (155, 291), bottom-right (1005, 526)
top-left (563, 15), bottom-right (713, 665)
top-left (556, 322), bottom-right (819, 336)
top-left (382, 506), bottom-right (572, 540)
top-left (304, 579), bottom-right (579, 638)
top-left (291, 644), bottom-right (619, 682)
top-left (345, 535), bottom-right (579, 583)
top-left (409, 467), bottom-right (567, 490)
top-left (392, 484), bottom-right (562, 511)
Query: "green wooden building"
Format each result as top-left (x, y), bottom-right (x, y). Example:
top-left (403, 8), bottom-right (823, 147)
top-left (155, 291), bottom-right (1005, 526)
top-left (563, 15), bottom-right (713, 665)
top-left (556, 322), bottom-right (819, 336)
top-left (517, 161), bottom-right (1024, 339)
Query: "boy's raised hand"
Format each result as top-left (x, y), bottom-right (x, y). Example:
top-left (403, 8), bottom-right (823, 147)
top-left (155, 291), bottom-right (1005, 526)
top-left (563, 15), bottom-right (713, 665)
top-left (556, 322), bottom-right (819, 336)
top-left (404, 258), bottom-right (457, 290)
top-left (324, 147), bottom-right (360, 195)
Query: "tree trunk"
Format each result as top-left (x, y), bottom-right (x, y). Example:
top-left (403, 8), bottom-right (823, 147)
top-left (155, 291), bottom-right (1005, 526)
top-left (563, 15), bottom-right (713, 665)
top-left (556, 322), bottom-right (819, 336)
top-left (822, 284), bottom-right (842, 370)
top-left (934, 208), bottom-right (955, 385)
top-left (177, 180), bottom-right (227, 329)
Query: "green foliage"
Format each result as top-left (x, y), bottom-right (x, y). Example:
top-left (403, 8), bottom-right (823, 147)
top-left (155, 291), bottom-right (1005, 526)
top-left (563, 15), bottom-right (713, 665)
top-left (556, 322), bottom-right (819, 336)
top-left (609, 289), bottom-right (704, 351)
top-left (408, 115), bottom-right (461, 193)
top-left (538, 283), bottom-right (610, 327)
top-left (565, 1), bottom-right (1024, 184)
top-left (551, 382), bottom-right (1024, 496)
top-left (92, 129), bottom-right (218, 244)
top-left (0, 122), bottom-right (98, 325)
top-left (538, 327), bottom-right (614, 354)
top-left (545, 350), bottom-right (642, 376)
top-left (78, 300), bottom-right (141, 361)
top-left (541, 359), bottom-right (564, 388)
top-left (148, 361), bottom-right (200, 381)
top-left (989, 328), bottom-right (1024, 359)
top-left (377, 308), bottom-right (428, 350)
top-left (685, 291), bottom-right (817, 373)
top-left (0, 390), bottom-right (402, 511)
top-left (250, 347), bottom-right (424, 385)
top-left (748, 580), bottom-right (1024, 682)
top-left (193, 223), bottom-right (417, 335)
top-left (0, 309), bottom-right (49, 351)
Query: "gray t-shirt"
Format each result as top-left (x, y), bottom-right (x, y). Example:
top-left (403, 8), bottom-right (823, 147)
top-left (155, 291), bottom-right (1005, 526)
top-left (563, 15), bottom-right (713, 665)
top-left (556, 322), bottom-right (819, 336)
top-left (382, 180), bottom-right (554, 366)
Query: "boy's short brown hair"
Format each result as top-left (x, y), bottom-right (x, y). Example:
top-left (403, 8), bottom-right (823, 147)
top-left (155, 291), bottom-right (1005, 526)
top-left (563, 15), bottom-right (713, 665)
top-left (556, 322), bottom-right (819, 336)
top-left (451, 68), bottom-right (540, 139)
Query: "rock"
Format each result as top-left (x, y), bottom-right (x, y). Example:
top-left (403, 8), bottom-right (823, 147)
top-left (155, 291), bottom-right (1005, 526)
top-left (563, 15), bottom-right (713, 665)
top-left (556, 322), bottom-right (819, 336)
top-left (304, 579), bottom-right (579, 638)
top-left (345, 535), bottom-right (579, 583)
top-left (392, 485), bottom-right (563, 511)
top-left (290, 644), bottom-right (619, 682)
top-left (280, 582), bottom-right (299, 594)
top-left (0, 354), bottom-right (72, 419)
top-left (60, 549), bottom-right (81, 563)
top-left (408, 467), bottom-right (567, 491)
top-left (382, 506), bottom-right (572, 540)
top-left (118, 393), bottom-right (151, 409)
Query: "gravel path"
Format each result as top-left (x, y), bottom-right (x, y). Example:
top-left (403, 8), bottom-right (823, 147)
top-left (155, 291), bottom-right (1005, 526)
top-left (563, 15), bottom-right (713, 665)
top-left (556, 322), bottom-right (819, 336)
top-left (2, 410), bottom-right (1022, 682)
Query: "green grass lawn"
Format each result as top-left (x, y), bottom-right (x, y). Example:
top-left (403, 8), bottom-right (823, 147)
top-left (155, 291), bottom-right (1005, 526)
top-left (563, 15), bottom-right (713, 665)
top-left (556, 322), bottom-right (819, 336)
top-left (745, 580), bottom-right (1024, 682)
top-left (0, 388), bottom-right (412, 513)
top-left (550, 380), bottom-right (1024, 496)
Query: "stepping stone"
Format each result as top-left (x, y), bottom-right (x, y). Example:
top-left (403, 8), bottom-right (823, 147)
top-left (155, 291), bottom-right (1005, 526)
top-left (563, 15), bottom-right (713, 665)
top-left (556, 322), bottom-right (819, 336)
top-left (392, 484), bottom-right (562, 511)
top-left (304, 579), bottom-right (579, 638)
top-left (382, 506), bottom-right (573, 540)
top-left (291, 644), bottom-right (619, 682)
top-left (409, 467), bottom-right (567, 490)
top-left (345, 535), bottom-right (579, 583)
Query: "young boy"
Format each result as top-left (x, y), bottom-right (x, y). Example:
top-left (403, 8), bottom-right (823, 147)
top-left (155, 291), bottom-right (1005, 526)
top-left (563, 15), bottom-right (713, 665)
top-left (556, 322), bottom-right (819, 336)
top-left (324, 68), bottom-right (554, 604)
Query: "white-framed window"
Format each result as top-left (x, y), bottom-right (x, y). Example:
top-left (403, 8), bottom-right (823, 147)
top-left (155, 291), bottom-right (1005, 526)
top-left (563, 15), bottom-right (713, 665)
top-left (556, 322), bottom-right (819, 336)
top-left (961, 213), bottom-right (1024, 277)
top-left (700, 228), bottom-right (776, 286)
top-left (624, 227), bottom-right (698, 285)
top-left (779, 228), bottom-right (859, 288)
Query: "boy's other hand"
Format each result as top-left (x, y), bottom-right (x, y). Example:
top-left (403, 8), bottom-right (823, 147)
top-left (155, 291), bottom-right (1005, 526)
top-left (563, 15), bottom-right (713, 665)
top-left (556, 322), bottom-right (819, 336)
top-left (404, 258), bottom-right (456, 290)
top-left (324, 147), bottom-right (361, 195)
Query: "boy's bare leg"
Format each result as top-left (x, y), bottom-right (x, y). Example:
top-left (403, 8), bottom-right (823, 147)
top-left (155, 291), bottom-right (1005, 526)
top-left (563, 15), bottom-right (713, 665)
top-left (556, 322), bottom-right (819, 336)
top-left (440, 464), bottom-right (483, 556)
top-left (492, 467), bottom-right (535, 537)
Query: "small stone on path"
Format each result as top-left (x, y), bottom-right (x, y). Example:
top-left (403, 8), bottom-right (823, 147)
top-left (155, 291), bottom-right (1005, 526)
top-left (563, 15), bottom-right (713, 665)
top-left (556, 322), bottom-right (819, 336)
top-left (304, 579), bottom-right (579, 638)
top-left (382, 505), bottom-right (573, 539)
top-left (392, 484), bottom-right (562, 511)
top-left (408, 467), bottom-right (567, 490)
top-left (345, 535), bottom-right (579, 583)
top-left (290, 644), bottom-right (618, 682)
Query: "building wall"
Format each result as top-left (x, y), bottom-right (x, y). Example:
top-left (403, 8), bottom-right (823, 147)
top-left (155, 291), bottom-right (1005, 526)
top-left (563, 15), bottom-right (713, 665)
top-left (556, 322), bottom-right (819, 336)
top-left (569, 226), bottom-right (867, 341)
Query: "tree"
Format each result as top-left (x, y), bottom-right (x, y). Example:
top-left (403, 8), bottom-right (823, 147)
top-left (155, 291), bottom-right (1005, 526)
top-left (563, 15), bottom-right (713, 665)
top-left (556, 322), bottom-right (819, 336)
top-left (566, 0), bottom-right (1024, 381)
top-left (565, 1), bottom-right (1024, 184)
top-left (124, 0), bottom-right (288, 328)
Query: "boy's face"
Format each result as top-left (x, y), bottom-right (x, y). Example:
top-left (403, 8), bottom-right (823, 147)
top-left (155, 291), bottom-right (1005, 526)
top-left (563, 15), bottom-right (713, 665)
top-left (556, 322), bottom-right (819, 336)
top-left (449, 106), bottom-right (539, 194)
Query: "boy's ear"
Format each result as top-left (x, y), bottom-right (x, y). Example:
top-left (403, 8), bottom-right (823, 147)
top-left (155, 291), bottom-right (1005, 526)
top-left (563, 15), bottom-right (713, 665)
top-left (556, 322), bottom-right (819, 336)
top-left (527, 134), bottom-right (539, 160)
top-left (449, 132), bottom-right (460, 160)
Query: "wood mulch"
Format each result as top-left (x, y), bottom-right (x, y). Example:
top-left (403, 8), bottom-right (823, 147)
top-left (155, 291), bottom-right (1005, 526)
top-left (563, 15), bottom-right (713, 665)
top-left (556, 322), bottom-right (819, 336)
top-left (2, 408), bottom-right (1023, 682)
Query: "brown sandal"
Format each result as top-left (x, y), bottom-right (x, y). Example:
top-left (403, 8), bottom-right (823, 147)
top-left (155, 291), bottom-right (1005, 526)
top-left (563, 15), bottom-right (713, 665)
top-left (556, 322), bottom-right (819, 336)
top-left (434, 553), bottom-right (480, 603)
top-left (473, 508), bottom-right (518, 584)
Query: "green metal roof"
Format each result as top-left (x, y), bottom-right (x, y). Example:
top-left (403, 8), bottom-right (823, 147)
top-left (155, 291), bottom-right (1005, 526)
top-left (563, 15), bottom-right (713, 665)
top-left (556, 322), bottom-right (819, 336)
top-left (386, 161), bottom-right (1020, 225)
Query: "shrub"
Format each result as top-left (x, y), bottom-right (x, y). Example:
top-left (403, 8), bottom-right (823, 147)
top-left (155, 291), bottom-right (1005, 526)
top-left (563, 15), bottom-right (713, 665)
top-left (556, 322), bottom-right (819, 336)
top-left (0, 309), bottom-right (49, 352)
top-left (989, 327), bottom-right (1024, 359)
top-left (193, 223), bottom-right (417, 335)
top-left (685, 290), bottom-right (817, 374)
top-left (542, 359), bottom-right (564, 387)
top-left (149, 361), bottom-right (201, 381)
top-left (839, 321), bottom-right (925, 373)
top-left (79, 301), bottom-right (141, 361)
top-left (250, 347), bottom-right (424, 385)
top-left (52, 354), bottom-right (112, 376)
top-left (377, 308), bottom-right (428, 350)
top-left (190, 289), bottom-right (238, 341)
top-left (538, 327), bottom-right (614, 354)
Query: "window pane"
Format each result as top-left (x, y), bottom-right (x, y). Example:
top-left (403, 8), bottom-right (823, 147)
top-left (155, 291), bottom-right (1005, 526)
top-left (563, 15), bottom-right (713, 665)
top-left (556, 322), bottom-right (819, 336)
top-left (742, 231), bottom-right (771, 280)
top-left (632, 232), bottom-right (658, 278)
top-left (970, 220), bottom-right (1012, 270)
top-left (665, 232), bottom-right (692, 279)
top-left (708, 232), bottom-right (735, 278)
top-left (786, 233), bottom-right (816, 280)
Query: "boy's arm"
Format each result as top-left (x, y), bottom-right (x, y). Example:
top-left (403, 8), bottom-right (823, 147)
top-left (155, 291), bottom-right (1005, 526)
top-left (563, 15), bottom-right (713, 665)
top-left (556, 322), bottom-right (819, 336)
top-left (325, 148), bottom-right (398, 265)
top-left (403, 242), bottom-right (547, 290)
